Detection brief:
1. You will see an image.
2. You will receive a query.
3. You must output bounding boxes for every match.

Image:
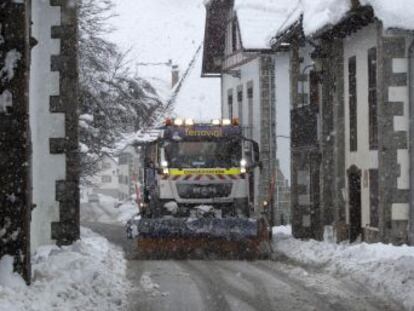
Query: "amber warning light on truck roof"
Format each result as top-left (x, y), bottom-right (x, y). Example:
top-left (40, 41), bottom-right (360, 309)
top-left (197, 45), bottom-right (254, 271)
top-left (165, 118), bottom-right (240, 127)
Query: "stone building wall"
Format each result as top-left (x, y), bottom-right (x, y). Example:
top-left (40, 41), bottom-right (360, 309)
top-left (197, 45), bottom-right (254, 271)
top-left (318, 22), bottom-right (412, 245)
top-left (0, 0), bottom-right (80, 283)
top-left (320, 38), bottom-right (347, 241)
top-left (0, 0), bottom-right (32, 283)
top-left (30, 0), bottom-right (80, 248)
top-left (378, 28), bottom-right (413, 244)
top-left (258, 55), bottom-right (277, 222)
top-left (49, 0), bottom-right (80, 245)
top-left (289, 36), bottom-right (322, 239)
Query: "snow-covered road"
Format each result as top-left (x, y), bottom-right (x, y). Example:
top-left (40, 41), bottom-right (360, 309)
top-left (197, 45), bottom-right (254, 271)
top-left (84, 222), bottom-right (403, 311)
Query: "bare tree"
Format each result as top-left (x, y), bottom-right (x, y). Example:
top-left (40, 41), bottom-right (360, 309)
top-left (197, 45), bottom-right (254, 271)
top-left (78, 0), bottom-right (165, 181)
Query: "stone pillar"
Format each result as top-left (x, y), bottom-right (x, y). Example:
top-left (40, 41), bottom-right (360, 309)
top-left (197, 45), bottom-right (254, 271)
top-left (409, 39), bottom-right (414, 245)
top-left (378, 25), bottom-right (411, 244)
top-left (259, 55), bottom-right (276, 224)
top-left (0, 0), bottom-right (32, 283)
top-left (49, 0), bottom-right (80, 245)
top-left (320, 37), bottom-right (347, 241)
top-left (351, 0), bottom-right (361, 10)
top-left (289, 35), bottom-right (305, 238)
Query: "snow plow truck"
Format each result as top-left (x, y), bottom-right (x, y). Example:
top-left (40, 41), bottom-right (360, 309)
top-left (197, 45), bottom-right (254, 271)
top-left (127, 118), bottom-right (272, 259)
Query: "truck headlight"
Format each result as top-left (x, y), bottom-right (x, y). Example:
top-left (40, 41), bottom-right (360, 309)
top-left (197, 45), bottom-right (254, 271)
top-left (161, 160), bottom-right (168, 168)
top-left (240, 159), bottom-right (247, 167)
top-left (185, 119), bottom-right (194, 126)
top-left (174, 118), bottom-right (184, 126)
top-left (222, 119), bottom-right (231, 125)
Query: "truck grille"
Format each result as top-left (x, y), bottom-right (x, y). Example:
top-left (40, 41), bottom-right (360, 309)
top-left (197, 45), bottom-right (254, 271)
top-left (177, 183), bottom-right (232, 199)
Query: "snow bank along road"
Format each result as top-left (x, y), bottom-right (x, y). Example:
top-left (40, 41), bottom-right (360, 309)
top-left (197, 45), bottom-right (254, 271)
top-left (84, 222), bottom-right (403, 311)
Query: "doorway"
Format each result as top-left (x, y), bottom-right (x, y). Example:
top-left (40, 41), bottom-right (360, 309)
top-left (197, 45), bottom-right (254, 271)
top-left (348, 166), bottom-right (362, 242)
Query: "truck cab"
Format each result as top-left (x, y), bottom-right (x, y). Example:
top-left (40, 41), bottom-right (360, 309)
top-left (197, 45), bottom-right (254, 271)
top-left (142, 118), bottom-right (260, 219)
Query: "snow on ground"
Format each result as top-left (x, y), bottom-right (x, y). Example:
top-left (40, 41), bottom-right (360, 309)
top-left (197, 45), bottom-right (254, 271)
top-left (139, 272), bottom-right (169, 298)
top-left (0, 227), bottom-right (129, 311)
top-left (81, 193), bottom-right (138, 225)
top-left (273, 226), bottom-right (414, 311)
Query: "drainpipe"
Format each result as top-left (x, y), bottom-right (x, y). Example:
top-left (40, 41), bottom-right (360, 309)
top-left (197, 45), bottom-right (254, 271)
top-left (409, 39), bottom-right (414, 245)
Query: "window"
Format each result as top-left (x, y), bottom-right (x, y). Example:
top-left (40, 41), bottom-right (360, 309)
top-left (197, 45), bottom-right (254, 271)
top-left (348, 56), bottom-right (357, 152)
top-left (227, 90), bottom-right (233, 119)
top-left (368, 47), bottom-right (378, 149)
top-left (164, 141), bottom-right (241, 168)
top-left (119, 153), bottom-right (129, 165)
top-left (309, 71), bottom-right (320, 108)
top-left (101, 175), bottom-right (112, 183)
top-left (369, 169), bottom-right (379, 227)
top-left (237, 85), bottom-right (243, 124)
top-left (247, 82), bottom-right (254, 139)
top-left (232, 18), bottom-right (238, 52)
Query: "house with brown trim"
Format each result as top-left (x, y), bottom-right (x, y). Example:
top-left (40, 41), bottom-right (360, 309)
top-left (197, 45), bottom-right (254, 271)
top-left (272, 1), bottom-right (414, 245)
top-left (202, 0), bottom-right (293, 219)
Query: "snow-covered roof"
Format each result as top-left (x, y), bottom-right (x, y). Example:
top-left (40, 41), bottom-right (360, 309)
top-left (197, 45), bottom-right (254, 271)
top-left (275, 0), bottom-right (414, 38)
top-left (234, 0), bottom-right (299, 49)
top-left (134, 129), bottom-right (162, 143)
top-left (232, 0), bottom-right (356, 48)
top-left (360, 0), bottom-right (414, 31)
top-left (229, 0), bottom-right (354, 49)
top-left (301, 0), bottom-right (352, 36)
top-left (203, 0), bottom-right (414, 73)
top-left (115, 129), bottom-right (162, 154)
top-left (273, 0), bottom-right (352, 37)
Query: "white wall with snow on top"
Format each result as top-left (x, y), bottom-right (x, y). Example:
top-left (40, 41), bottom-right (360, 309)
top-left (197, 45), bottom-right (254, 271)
top-left (273, 226), bottom-right (414, 311)
top-left (30, 0), bottom-right (65, 251)
top-left (275, 52), bottom-right (291, 183)
top-left (0, 228), bottom-right (129, 311)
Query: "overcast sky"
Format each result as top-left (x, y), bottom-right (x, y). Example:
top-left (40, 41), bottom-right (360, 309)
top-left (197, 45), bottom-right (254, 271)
top-left (107, 0), bottom-right (221, 120)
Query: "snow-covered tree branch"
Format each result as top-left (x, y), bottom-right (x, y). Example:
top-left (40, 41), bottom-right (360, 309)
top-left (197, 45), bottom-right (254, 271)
top-left (78, 0), bottom-right (165, 181)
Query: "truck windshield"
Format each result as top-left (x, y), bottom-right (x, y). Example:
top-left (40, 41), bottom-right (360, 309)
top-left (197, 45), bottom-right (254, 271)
top-left (164, 140), bottom-right (241, 168)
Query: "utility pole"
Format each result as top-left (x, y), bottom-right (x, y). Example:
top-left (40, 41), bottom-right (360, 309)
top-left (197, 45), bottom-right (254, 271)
top-left (0, 0), bottom-right (32, 283)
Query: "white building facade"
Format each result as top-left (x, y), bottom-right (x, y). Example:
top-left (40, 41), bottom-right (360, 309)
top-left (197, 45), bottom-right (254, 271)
top-left (118, 145), bottom-right (143, 201)
top-left (202, 0), bottom-right (293, 219)
top-left (30, 1), bottom-right (80, 249)
top-left (87, 155), bottom-right (119, 198)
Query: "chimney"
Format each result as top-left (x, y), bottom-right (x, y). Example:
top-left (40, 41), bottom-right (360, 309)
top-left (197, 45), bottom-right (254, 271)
top-left (171, 65), bottom-right (179, 88)
top-left (351, 0), bottom-right (360, 10)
